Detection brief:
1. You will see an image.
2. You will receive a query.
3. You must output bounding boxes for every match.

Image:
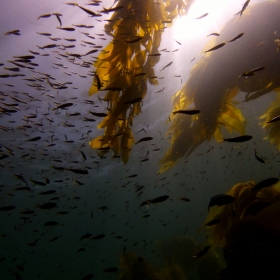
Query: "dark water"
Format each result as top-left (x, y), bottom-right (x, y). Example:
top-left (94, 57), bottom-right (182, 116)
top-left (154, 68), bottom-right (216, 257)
top-left (1, 0), bottom-right (280, 279)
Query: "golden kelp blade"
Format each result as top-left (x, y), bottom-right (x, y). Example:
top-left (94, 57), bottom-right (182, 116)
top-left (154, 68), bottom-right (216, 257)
top-left (88, 0), bottom-right (189, 163)
top-left (260, 91), bottom-right (280, 150)
top-left (160, 1), bottom-right (280, 173)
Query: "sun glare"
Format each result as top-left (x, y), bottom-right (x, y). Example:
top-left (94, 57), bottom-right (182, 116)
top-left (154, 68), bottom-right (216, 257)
top-left (173, 0), bottom-right (234, 42)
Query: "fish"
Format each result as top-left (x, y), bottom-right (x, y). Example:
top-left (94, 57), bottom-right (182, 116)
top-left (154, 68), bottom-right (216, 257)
top-left (254, 149), bottom-right (265, 163)
top-left (52, 102), bottom-right (73, 110)
top-left (179, 197), bottom-right (190, 202)
top-left (148, 53), bottom-right (161, 56)
top-left (123, 97), bottom-right (142, 104)
top-left (53, 13), bottom-right (62, 27)
top-left (205, 43), bottom-right (226, 53)
top-left (195, 13), bottom-right (208, 19)
top-left (222, 135), bottom-right (253, 142)
top-left (239, 0), bottom-right (250, 17)
top-left (193, 246), bottom-right (210, 258)
top-left (5, 29), bottom-right (20, 36)
top-left (76, 5), bottom-right (101, 17)
top-left (207, 33), bottom-right (220, 37)
top-left (57, 27), bottom-right (75, 31)
top-left (36, 32), bottom-right (52, 36)
top-left (126, 174), bottom-right (137, 178)
top-left (103, 267), bottom-right (118, 273)
top-left (208, 194), bottom-right (235, 210)
top-left (252, 177), bottom-right (279, 191)
top-left (95, 73), bottom-right (101, 90)
top-left (37, 44), bottom-right (60, 49)
top-left (172, 109), bottom-right (200, 115)
top-left (38, 190), bottom-right (56, 195)
top-left (89, 111), bottom-right (108, 117)
top-left (139, 195), bottom-right (169, 208)
top-left (124, 37), bottom-right (143, 43)
top-left (100, 6), bottom-right (124, 13)
top-left (205, 218), bottom-right (221, 226)
top-left (82, 274), bottom-right (94, 280)
top-left (30, 179), bottom-right (46, 186)
top-left (80, 233), bottom-right (92, 241)
top-left (83, 49), bottom-right (98, 56)
top-left (92, 234), bottom-right (105, 240)
top-left (267, 115), bottom-right (280, 124)
top-left (135, 137), bottom-right (153, 144)
top-left (160, 61), bottom-right (173, 71)
top-left (37, 14), bottom-right (52, 20)
top-left (37, 202), bottom-right (57, 209)
top-left (0, 206), bottom-right (15, 211)
top-left (64, 168), bottom-right (88, 174)
top-left (227, 32), bottom-right (244, 42)
top-left (25, 136), bottom-right (41, 142)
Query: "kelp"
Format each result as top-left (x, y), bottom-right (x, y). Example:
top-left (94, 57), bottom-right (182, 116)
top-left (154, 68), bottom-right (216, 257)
top-left (88, 0), bottom-right (188, 163)
top-left (159, 1), bottom-right (280, 173)
top-left (202, 179), bottom-right (280, 280)
top-left (119, 236), bottom-right (224, 280)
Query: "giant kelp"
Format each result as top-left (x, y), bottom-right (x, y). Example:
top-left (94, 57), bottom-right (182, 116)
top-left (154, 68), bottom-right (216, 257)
top-left (202, 179), bottom-right (280, 280)
top-left (88, 0), bottom-right (189, 163)
top-left (159, 1), bottom-right (280, 173)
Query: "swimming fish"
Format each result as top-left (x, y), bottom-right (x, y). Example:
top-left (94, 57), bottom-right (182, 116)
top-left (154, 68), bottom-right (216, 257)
top-left (135, 137), bottom-right (153, 144)
top-left (205, 218), bottom-right (221, 226)
top-left (205, 43), bottom-right (226, 53)
top-left (254, 149), bottom-right (265, 163)
top-left (193, 246), bottom-right (210, 258)
top-left (25, 136), bottom-right (41, 142)
top-left (124, 37), bottom-right (144, 43)
top-left (228, 32), bottom-right (244, 42)
top-left (239, 0), bottom-right (250, 17)
top-left (139, 195), bottom-right (169, 208)
top-left (208, 194), bottom-right (235, 210)
top-left (239, 66), bottom-right (265, 77)
top-left (195, 13), bottom-right (208, 19)
top-left (222, 135), bottom-right (253, 142)
top-left (252, 177), bottom-right (279, 191)
top-left (172, 109), bottom-right (200, 115)
top-left (267, 115), bottom-right (280, 124)
top-left (160, 61), bottom-right (173, 71)
top-left (207, 33), bottom-right (220, 37)
top-left (179, 197), bottom-right (190, 201)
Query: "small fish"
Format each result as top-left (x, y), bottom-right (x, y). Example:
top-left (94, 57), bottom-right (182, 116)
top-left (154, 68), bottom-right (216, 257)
top-left (254, 149), bottom-right (265, 163)
top-left (148, 53), bottom-right (161, 56)
top-left (103, 267), bottom-right (118, 273)
top-left (207, 33), bottom-right (220, 37)
top-left (92, 234), bottom-right (105, 240)
top-left (95, 73), bottom-right (101, 90)
top-left (193, 246), bottom-right (210, 258)
top-left (38, 190), bottom-right (56, 195)
top-left (80, 233), bottom-right (92, 241)
top-left (82, 274), bottom-right (94, 280)
top-left (37, 44), bottom-right (60, 49)
top-left (57, 27), bottom-right (75, 31)
top-left (239, 0), bottom-right (250, 17)
top-left (222, 135), bottom-right (252, 142)
top-left (139, 195), bottom-right (169, 208)
top-left (37, 14), bottom-right (52, 20)
top-left (208, 194), bottom-right (234, 210)
top-left (52, 102), bottom-right (73, 110)
top-left (83, 49), bottom-right (98, 56)
top-left (124, 37), bottom-right (143, 43)
top-left (195, 13), bottom-right (208, 19)
top-left (0, 205), bottom-right (15, 211)
top-left (64, 168), bottom-right (88, 174)
top-left (37, 202), bottom-right (57, 209)
top-left (205, 218), bottom-right (221, 226)
top-left (123, 97), bottom-right (142, 104)
top-left (36, 32), bottom-right (52, 36)
top-left (205, 43), bottom-right (226, 53)
top-left (135, 137), bottom-right (153, 144)
top-left (30, 179), bottom-right (46, 186)
top-left (160, 61), bottom-right (173, 71)
top-left (5, 29), bottom-right (20, 36)
top-left (76, 5), bottom-right (101, 17)
top-left (100, 5), bottom-right (124, 13)
top-left (25, 136), bottom-right (41, 142)
top-left (126, 174), bottom-right (137, 178)
top-left (89, 111), bottom-right (108, 117)
top-left (228, 32), bottom-right (244, 42)
top-left (252, 177), bottom-right (279, 191)
top-left (267, 115), bottom-right (280, 124)
top-left (179, 197), bottom-right (190, 202)
top-left (172, 109), bottom-right (200, 115)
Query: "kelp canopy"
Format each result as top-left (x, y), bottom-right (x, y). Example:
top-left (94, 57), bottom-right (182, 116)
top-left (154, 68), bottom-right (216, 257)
top-left (88, 0), bottom-right (189, 163)
top-left (159, 0), bottom-right (280, 173)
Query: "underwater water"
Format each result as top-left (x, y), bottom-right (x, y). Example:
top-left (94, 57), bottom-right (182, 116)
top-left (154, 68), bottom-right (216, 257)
top-left (1, 0), bottom-right (280, 279)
